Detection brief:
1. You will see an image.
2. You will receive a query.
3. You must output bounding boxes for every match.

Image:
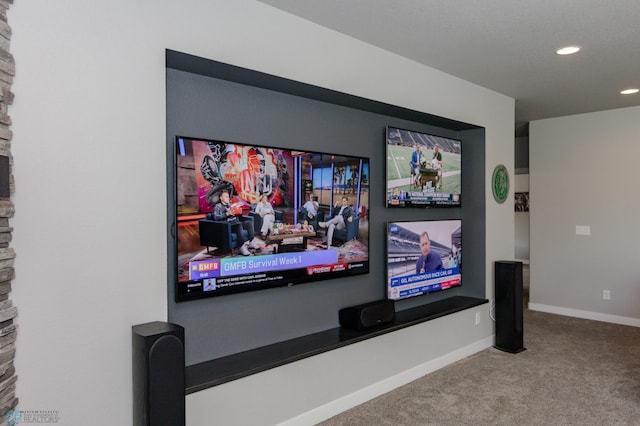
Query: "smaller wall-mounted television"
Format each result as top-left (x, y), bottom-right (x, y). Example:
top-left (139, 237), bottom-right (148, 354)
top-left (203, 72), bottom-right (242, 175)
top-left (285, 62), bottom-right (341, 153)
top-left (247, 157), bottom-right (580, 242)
top-left (173, 136), bottom-right (370, 301)
top-left (386, 220), bottom-right (462, 301)
top-left (386, 126), bottom-right (461, 207)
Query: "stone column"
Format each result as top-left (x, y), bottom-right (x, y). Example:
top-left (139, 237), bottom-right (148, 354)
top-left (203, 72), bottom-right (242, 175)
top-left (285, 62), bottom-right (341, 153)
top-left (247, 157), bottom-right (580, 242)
top-left (0, 0), bottom-right (17, 418)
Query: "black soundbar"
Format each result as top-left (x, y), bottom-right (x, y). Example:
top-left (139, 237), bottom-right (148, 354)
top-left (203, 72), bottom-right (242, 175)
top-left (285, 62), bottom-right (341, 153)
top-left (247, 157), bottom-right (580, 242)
top-left (339, 300), bottom-right (396, 331)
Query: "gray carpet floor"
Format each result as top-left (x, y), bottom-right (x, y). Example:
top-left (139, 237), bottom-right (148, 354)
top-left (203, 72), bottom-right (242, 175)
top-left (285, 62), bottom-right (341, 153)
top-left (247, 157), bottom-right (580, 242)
top-left (318, 293), bottom-right (640, 425)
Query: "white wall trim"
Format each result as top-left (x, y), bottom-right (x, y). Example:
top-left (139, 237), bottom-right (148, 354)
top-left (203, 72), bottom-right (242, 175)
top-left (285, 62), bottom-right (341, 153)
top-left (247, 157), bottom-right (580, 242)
top-left (278, 335), bottom-right (494, 426)
top-left (528, 303), bottom-right (640, 327)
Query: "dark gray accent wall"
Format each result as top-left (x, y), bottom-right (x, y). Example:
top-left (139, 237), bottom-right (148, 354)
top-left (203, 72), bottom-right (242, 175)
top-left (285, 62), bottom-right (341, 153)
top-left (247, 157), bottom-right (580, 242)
top-left (515, 136), bottom-right (529, 174)
top-left (166, 53), bottom-right (485, 365)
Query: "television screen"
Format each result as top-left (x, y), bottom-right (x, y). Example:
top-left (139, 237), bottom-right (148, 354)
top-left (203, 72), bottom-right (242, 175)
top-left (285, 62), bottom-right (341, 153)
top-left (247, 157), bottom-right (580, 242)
top-left (173, 136), bottom-right (370, 301)
top-left (386, 126), bottom-right (461, 207)
top-left (386, 220), bottom-right (462, 301)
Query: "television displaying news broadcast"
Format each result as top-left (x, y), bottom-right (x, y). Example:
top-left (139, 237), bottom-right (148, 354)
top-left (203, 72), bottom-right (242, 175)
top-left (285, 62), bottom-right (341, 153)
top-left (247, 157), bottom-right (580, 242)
top-left (174, 136), bottom-right (370, 301)
top-left (386, 220), bottom-right (462, 301)
top-left (386, 126), bottom-right (461, 207)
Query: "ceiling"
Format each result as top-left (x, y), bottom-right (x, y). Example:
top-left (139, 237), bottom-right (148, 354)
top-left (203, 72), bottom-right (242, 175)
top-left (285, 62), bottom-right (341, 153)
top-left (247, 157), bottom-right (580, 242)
top-left (258, 0), bottom-right (640, 136)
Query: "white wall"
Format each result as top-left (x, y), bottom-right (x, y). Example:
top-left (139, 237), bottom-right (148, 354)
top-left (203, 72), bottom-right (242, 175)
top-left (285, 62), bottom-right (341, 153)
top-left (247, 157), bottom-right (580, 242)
top-left (529, 106), bottom-right (640, 326)
top-left (9, 1), bottom-right (514, 424)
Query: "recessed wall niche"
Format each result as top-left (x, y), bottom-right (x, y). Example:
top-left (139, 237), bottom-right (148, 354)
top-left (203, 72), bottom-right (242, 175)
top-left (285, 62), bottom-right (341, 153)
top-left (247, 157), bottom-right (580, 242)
top-left (165, 50), bottom-right (486, 390)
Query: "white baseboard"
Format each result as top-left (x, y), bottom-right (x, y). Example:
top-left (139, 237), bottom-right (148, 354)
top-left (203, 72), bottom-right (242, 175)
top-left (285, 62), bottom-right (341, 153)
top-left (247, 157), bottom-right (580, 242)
top-left (528, 302), bottom-right (640, 327)
top-left (279, 336), bottom-right (494, 426)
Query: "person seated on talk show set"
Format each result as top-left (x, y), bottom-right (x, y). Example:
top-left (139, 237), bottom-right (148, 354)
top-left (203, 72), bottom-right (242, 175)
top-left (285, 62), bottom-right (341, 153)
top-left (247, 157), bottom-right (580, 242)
top-left (213, 190), bottom-right (256, 256)
top-left (415, 231), bottom-right (443, 274)
top-left (318, 196), bottom-right (353, 249)
top-left (302, 193), bottom-right (319, 221)
top-left (254, 194), bottom-right (276, 239)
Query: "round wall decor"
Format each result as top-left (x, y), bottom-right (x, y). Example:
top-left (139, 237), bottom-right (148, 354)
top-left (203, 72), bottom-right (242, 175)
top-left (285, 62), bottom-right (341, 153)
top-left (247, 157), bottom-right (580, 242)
top-left (492, 164), bottom-right (509, 204)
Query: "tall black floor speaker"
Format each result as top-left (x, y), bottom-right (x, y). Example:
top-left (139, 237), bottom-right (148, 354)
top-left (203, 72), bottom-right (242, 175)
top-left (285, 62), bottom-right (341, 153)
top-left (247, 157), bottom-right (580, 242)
top-left (494, 261), bottom-right (526, 353)
top-left (0, 156), bottom-right (9, 198)
top-left (132, 321), bottom-right (185, 426)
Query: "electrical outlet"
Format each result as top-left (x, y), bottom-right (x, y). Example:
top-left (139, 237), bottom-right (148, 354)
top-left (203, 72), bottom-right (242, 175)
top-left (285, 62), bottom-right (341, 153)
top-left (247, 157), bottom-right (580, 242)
top-left (576, 225), bottom-right (591, 236)
top-left (603, 290), bottom-right (611, 301)
top-left (475, 311), bottom-right (481, 325)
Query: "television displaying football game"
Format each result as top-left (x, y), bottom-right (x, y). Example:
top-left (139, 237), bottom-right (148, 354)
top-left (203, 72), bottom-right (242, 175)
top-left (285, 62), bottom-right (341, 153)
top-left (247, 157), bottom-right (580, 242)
top-left (386, 220), bottom-right (462, 301)
top-left (386, 126), bottom-right (461, 207)
top-left (173, 136), bottom-right (370, 301)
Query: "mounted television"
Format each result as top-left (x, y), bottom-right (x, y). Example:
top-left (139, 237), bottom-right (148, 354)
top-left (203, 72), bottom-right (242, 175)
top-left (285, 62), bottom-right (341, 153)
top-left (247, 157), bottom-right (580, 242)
top-left (386, 219), bottom-right (462, 301)
top-left (386, 126), bottom-right (461, 207)
top-left (173, 136), bottom-right (370, 301)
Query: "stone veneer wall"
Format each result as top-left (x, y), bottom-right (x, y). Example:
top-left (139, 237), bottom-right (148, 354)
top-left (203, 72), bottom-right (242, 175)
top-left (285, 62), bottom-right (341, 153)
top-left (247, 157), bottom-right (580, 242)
top-left (0, 0), bottom-right (17, 419)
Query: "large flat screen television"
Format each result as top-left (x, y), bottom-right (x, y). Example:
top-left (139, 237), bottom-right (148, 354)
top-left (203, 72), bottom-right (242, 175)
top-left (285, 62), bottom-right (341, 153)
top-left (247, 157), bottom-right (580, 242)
top-left (386, 126), bottom-right (461, 207)
top-left (173, 136), bottom-right (370, 301)
top-left (386, 219), bottom-right (462, 301)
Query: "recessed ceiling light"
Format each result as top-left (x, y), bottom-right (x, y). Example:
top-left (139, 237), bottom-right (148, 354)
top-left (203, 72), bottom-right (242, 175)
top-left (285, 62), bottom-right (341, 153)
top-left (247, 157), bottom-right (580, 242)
top-left (556, 46), bottom-right (581, 55)
top-left (620, 88), bottom-right (639, 95)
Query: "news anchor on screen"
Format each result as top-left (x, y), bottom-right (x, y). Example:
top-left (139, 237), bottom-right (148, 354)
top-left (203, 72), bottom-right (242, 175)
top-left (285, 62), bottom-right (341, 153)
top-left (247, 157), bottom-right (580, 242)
top-left (416, 231), bottom-right (443, 274)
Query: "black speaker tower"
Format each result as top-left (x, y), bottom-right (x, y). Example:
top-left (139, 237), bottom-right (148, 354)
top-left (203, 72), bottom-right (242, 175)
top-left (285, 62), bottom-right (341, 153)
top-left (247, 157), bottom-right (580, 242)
top-left (0, 156), bottom-right (9, 198)
top-left (494, 261), bottom-right (525, 353)
top-left (132, 321), bottom-right (185, 426)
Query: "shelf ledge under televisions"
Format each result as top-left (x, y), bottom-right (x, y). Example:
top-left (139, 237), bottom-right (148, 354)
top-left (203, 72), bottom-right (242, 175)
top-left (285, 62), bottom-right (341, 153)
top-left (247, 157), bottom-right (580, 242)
top-left (185, 295), bottom-right (487, 393)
